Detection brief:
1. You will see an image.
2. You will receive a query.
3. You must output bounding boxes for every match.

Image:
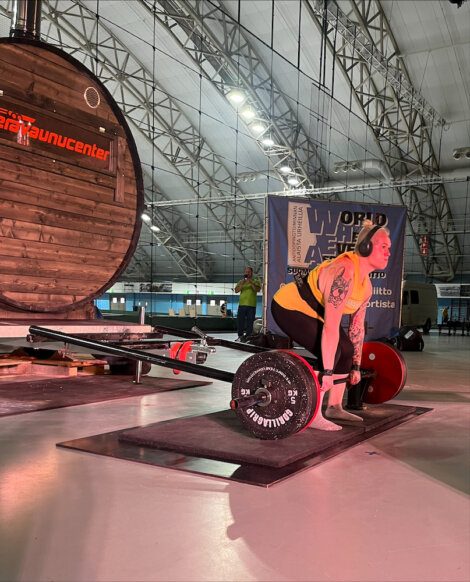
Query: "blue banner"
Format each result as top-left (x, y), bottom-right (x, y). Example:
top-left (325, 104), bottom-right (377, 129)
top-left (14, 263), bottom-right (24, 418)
top-left (266, 196), bottom-right (407, 340)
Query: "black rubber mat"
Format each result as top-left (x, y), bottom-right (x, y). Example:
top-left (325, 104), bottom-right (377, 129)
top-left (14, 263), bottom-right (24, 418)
top-left (57, 404), bottom-right (431, 486)
top-left (118, 404), bottom-right (421, 468)
top-left (0, 375), bottom-right (211, 417)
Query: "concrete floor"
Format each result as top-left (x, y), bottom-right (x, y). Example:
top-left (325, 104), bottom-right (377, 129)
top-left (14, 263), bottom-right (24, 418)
top-left (0, 331), bottom-right (469, 582)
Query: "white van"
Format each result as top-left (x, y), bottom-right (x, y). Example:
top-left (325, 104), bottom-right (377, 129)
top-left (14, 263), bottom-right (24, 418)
top-left (401, 281), bottom-right (438, 333)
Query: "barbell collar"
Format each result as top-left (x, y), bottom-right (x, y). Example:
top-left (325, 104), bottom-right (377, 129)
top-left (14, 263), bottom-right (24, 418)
top-left (230, 388), bottom-right (271, 410)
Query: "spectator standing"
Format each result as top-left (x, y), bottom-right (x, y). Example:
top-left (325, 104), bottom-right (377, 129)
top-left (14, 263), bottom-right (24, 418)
top-left (442, 306), bottom-right (449, 324)
top-left (235, 267), bottom-right (261, 341)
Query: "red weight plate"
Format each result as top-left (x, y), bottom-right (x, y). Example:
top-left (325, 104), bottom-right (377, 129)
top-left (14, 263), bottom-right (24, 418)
top-left (361, 341), bottom-right (407, 404)
top-left (286, 352), bottom-right (322, 432)
top-left (169, 342), bottom-right (183, 375)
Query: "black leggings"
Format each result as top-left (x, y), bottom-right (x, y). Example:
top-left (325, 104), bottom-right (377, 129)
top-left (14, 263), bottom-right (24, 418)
top-left (271, 299), bottom-right (354, 374)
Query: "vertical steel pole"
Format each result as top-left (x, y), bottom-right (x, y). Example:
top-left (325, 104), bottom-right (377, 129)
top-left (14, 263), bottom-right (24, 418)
top-left (133, 306), bottom-right (146, 384)
top-left (10, 0), bottom-right (42, 40)
top-left (261, 195), bottom-right (269, 334)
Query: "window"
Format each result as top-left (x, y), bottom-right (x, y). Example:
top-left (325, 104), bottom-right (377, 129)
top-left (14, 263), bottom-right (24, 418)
top-left (403, 291), bottom-right (408, 305)
top-left (410, 290), bottom-right (419, 304)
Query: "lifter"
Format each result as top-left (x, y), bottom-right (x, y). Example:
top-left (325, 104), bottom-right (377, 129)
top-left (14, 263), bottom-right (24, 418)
top-left (271, 219), bottom-right (392, 430)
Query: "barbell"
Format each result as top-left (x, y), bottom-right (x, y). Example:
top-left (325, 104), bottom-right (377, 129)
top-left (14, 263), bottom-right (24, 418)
top-left (230, 341), bottom-right (407, 440)
top-left (27, 326), bottom-right (406, 441)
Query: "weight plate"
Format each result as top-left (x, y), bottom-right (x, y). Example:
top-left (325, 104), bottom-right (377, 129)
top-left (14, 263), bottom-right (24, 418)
top-left (361, 341), bottom-right (407, 404)
top-left (289, 352), bottom-right (322, 433)
top-left (231, 350), bottom-right (319, 439)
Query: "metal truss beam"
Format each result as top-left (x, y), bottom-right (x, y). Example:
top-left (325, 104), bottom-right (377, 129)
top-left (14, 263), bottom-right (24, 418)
top-left (306, 0), bottom-right (462, 281)
top-left (143, 0), bottom-right (332, 192)
top-left (17, 0), bottom-right (264, 276)
top-left (149, 174), bottom-right (470, 207)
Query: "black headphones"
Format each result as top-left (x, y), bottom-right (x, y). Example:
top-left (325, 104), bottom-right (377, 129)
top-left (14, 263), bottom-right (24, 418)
top-left (357, 225), bottom-right (381, 257)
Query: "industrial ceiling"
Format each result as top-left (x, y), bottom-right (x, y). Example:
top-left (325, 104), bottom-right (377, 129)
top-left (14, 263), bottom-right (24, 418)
top-left (0, 0), bottom-right (469, 284)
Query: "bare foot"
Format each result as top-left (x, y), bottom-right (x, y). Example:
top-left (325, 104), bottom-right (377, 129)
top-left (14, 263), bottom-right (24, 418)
top-left (326, 406), bottom-right (363, 422)
top-left (307, 414), bottom-right (342, 431)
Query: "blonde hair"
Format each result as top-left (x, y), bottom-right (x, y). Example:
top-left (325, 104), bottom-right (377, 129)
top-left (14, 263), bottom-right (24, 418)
top-left (354, 219), bottom-right (389, 254)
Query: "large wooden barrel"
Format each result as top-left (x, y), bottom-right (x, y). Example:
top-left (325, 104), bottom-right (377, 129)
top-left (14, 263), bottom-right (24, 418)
top-left (0, 38), bottom-right (143, 317)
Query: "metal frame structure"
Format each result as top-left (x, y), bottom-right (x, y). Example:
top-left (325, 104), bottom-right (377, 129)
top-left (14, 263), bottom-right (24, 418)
top-left (306, 0), bottom-right (462, 281)
top-left (29, 324), bottom-right (237, 382)
top-left (0, 0), bottom-right (465, 282)
top-left (12, 0), bottom-right (266, 278)
top-left (142, 0), bottom-right (330, 190)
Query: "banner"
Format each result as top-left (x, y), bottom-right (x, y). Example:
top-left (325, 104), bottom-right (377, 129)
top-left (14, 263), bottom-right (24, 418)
top-left (266, 197), bottom-right (407, 341)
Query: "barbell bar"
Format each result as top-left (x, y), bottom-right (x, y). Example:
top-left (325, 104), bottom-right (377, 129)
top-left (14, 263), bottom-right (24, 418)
top-left (28, 327), bottom-right (406, 440)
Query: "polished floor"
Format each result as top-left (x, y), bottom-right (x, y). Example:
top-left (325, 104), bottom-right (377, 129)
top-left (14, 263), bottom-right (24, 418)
top-left (0, 331), bottom-right (469, 582)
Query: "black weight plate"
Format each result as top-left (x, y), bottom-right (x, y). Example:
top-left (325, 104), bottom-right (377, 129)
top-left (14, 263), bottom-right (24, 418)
top-left (231, 350), bottom-right (318, 440)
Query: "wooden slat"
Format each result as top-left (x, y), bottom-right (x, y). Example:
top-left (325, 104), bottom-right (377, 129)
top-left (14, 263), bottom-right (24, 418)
top-left (1, 181), bottom-right (135, 226)
top-left (1, 156), bottom-right (117, 205)
top-left (0, 220), bottom-right (132, 253)
top-left (115, 136), bottom-right (126, 203)
top-left (0, 46), bottom-right (115, 122)
top-left (0, 151), bottom-right (137, 209)
top-left (0, 257), bottom-right (117, 280)
top-left (0, 76), bottom-right (125, 138)
top-left (15, 44), bottom-right (83, 73)
top-left (0, 139), bottom-right (117, 191)
top-left (2, 292), bottom-right (89, 306)
top-left (0, 236), bottom-right (124, 267)
top-left (0, 305), bottom-right (93, 319)
top-left (0, 280), bottom-right (102, 296)
top-left (0, 199), bottom-right (135, 239)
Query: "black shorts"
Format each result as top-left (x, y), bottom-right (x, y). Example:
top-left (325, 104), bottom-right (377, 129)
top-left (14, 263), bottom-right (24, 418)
top-left (271, 299), bottom-right (354, 374)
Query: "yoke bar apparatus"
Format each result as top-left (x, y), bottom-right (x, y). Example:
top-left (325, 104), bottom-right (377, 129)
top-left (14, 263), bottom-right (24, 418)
top-left (29, 325), bottom-right (235, 383)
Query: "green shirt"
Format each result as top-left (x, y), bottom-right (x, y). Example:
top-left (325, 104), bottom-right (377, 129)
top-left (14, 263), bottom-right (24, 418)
top-left (239, 278), bottom-right (261, 308)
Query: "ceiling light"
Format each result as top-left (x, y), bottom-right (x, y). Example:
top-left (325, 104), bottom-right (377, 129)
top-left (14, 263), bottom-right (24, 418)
top-left (226, 88), bottom-right (246, 105)
top-left (141, 212), bottom-right (151, 223)
top-left (261, 137), bottom-right (275, 147)
top-left (240, 106), bottom-right (256, 121)
top-left (250, 121), bottom-right (267, 135)
top-left (150, 225), bottom-right (161, 232)
top-left (280, 165), bottom-right (292, 174)
top-left (287, 176), bottom-right (300, 186)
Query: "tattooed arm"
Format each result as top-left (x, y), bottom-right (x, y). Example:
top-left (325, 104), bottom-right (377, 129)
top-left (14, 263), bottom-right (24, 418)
top-left (348, 300), bottom-right (368, 366)
top-left (319, 262), bottom-right (354, 374)
top-left (347, 296), bottom-right (371, 385)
